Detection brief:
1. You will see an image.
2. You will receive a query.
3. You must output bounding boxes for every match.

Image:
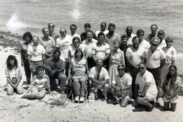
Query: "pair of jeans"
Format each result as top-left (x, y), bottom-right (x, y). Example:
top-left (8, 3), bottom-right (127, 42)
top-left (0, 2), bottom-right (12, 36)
top-left (24, 60), bottom-right (31, 84)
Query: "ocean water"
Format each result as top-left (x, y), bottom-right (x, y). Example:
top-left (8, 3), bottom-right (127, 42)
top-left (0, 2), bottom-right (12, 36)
top-left (0, 0), bottom-right (183, 72)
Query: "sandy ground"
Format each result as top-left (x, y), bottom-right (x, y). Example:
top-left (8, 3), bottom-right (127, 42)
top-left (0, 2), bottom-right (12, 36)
top-left (0, 32), bottom-right (183, 122)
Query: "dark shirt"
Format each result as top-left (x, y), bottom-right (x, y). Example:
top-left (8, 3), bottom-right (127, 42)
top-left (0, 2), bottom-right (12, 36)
top-left (21, 43), bottom-right (29, 61)
top-left (146, 33), bottom-right (156, 42)
top-left (119, 44), bottom-right (130, 71)
top-left (45, 57), bottom-right (65, 76)
top-left (80, 31), bottom-right (97, 42)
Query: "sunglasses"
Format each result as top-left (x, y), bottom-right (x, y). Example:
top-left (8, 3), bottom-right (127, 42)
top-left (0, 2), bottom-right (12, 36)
top-left (118, 68), bottom-right (125, 71)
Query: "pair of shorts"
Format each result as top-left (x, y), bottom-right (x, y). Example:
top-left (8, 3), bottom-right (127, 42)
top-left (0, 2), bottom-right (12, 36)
top-left (163, 97), bottom-right (177, 103)
top-left (145, 93), bottom-right (157, 101)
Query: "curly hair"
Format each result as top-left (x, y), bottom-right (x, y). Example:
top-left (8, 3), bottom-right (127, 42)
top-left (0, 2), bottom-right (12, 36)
top-left (6, 55), bottom-right (18, 70)
top-left (23, 32), bottom-right (33, 42)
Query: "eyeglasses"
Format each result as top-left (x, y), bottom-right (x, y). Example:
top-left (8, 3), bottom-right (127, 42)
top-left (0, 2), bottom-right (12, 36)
top-left (118, 68), bottom-right (125, 71)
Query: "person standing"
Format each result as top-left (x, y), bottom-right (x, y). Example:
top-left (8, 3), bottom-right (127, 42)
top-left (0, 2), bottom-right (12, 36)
top-left (27, 36), bottom-right (45, 76)
top-left (157, 30), bottom-right (166, 49)
top-left (20, 32), bottom-right (33, 84)
top-left (40, 28), bottom-right (55, 59)
top-left (142, 37), bottom-right (166, 106)
top-left (136, 29), bottom-right (150, 49)
top-left (95, 22), bottom-right (109, 37)
top-left (161, 37), bottom-right (177, 85)
top-left (48, 23), bottom-right (59, 41)
top-left (105, 23), bottom-right (121, 52)
top-left (44, 50), bottom-right (67, 93)
top-left (69, 24), bottom-right (81, 44)
top-left (126, 26), bottom-right (136, 46)
top-left (146, 24), bottom-right (158, 42)
top-left (126, 36), bottom-right (145, 98)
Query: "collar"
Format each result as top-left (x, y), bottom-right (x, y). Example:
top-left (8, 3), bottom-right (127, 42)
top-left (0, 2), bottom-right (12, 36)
top-left (97, 42), bottom-right (106, 46)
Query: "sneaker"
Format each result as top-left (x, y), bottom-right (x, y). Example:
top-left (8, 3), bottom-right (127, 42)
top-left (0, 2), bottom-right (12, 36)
top-left (75, 96), bottom-right (79, 102)
top-left (80, 96), bottom-right (84, 102)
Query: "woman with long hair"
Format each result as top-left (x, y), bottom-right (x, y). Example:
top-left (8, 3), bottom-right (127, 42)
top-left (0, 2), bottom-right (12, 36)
top-left (162, 65), bottom-right (181, 111)
top-left (5, 55), bottom-right (23, 95)
top-left (22, 65), bottom-right (51, 99)
top-left (68, 49), bottom-right (89, 102)
top-left (20, 32), bottom-right (33, 84)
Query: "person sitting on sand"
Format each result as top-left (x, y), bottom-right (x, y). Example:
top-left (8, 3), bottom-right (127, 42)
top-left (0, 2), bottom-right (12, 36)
top-left (48, 23), bottom-right (59, 41)
top-left (40, 27), bottom-right (55, 59)
top-left (22, 65), bottom-right (51, 99)
top-left (133, 62), bottom-right (158, 112)
top-left (89, 59), bottom-right (110, 101)
top-left (162, 65), bottom-right (181, 112)
top-left (69, 24), bottom-right (81, 44)
top-left (80, 23), bottom-right (97, 42)
top-left (111, 64), bottom-right (132, 107)
top-left (27, 36), bottom-right (45, 76)
top-left (68, 49), bottom-right (89, 102)
top-left (44, 50), bottom-right (67, 93)
top-left (95, 22), bottom-right (109, 37)
top-left (20, 32), bottom-right (33, 84)
top-left (5, 55), bottom-right (23, 95)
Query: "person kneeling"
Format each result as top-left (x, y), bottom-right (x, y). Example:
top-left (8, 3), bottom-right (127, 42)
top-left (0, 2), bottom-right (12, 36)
top-left (89, 59), bottom-right (110, 101)
top-left (68, 49), bottom-right (89, 102)
top-left (22, 65), bottom-right (51, 99)
top-left (111, 65), bottom-right (132, 107)
top-left (133, 62), bottom-right (158, 112)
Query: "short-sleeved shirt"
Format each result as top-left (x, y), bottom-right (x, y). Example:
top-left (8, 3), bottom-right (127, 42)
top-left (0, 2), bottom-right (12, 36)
top-left (89, 67), bottom-right (109, 81)
top-left (135, 70), bottom-right (158, 95)
top-left (143, 47), bottom-right (166, 69)
top-left (82, 39), bottom-right (97, 58)
top-left (95, 30), bottom-right (109, 37)
top-left (68, 44), bottom-right (86, 59)
top-left (40, 36), bottom-right (55, 54)
top-left (31, 74), bottom-right (50, 91)
top-left (92, 43), bottom-right (110, 59)
top-left (112, 73), bottom-right (132, 91)
top-left (110, 49), bottom-right (125, 66)
top-left (56, 35), bottom-right (71, 60)
top-left (139, 39), bottom-right (150, 49)
top-left (5, 66), bottom-right (22, 81)
top-left (126, 47), bottom-right (145, 67)
top-left (162, 46), bottom-right (177, 64)
top-left (105, 33), bottom-right (120, 52)
top-left (69, 33), bottom-right (81, 44)
top-left (71, 58), bottom-right (86, 76)
top-left (158, 39), bottom-right (166, 49)
top-left (127, 34), bottom-right (136, 46)
top-left (27, 43), bottom-right (45, 61)
top-left (45, 58), bottom-right (65, 75)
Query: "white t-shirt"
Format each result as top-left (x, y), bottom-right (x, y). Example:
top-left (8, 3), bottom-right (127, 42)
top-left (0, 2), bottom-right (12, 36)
top-left (143, 47), bottom-right (166, 68)
top-left (135, 70), bottom-right (158, 95)
top-left (56, 35), bottom-right (71, 60)
top-left (126, 47), bottom-right (145, 67)
top-left (139, 39), bottom-right (150, 49)
top-left (27, 44), bottom-right (45, 61)
top-left (92, 43), bottom-right (110, 59)
top-left (40, 36), bottom-right (55, 54)
top-left (127, 34), bottom-right (136, 46)
top-left (82, 39), bottom-right (97, 58)
top-left (158, 39), bottom-right (166, 49)
top-left (162, 46), bottom-right (177, 64)
top-left (89, 67), bottom-right (109, 81)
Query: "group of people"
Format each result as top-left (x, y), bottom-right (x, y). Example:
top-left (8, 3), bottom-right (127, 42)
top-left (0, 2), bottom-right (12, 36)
top-left (5, 22), bottom-right (181, 112)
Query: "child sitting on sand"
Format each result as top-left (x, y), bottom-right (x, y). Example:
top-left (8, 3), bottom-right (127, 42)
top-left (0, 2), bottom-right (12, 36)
top-left (5, 55), bottom-right (23, 95)
top-left (22, 65), bottom-right (51, 99)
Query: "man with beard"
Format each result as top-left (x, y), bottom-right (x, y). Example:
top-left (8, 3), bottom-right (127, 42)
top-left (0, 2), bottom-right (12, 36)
top-left (44, 50), bottom-right (67, 93)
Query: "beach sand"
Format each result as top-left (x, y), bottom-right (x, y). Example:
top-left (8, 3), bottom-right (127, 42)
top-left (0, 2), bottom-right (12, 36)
top-left (0, 31), bottom-right (183, 122)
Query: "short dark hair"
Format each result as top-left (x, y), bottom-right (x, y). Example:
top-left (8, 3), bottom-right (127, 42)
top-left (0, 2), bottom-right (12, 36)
top-left (86, 30), bottom-right (93, 35)
top-left (158, 30), bottom-right (165, 36)
top-left (117, 64), bottom-right (125, 69)
top-left (101, 22), bottom-right (107, 26)
top-left (23, 32), bottom-right (33, 41)
top-left (151, 24), bottom-right (158, 29)
top-left (74, 49), bottom-right (84, 59)
top-left (48, 23), bottom-right (55, 27)
top-left (72, 36), bottom-right (81, 44)
top-left (121, 34), bottom-right (128, 40)
top-left (132, 36), bottom-right (139, 42)
top-left (165, 37), bottom-right (173, 43)
top-left (136, 29), bottom-right (144, 36)
top-left (98, 32), bottom-right (105, 38)
top-left (33, 36), bottom-right (39, 41)
top-left (70, 24), bottom-right (77, 29)
top-left (108, 23), bottom-right (115, 29)
top-left (84, 23), bottom-right (91, 28)
top-left (53, 50), bottom-right (61, 56)
top-left (138, 62), bottom-right (146, 67)
top-left (126, 26), bottom-right (132, 31)
top-left (42, 27), bottom-right (48, 33)
top-left (36, 65), bottom-right (45, 75)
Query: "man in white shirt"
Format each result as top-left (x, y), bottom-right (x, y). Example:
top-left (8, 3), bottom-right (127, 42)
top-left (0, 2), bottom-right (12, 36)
top-left (69, 24), bottom-right (81, 44)
top-left (136, 29), bottom-right (150, 49)
top-left (40, 27), bottom-right (55, 59)
top-left (146, 24), bottom-right (158, 42)
top-left (82, 30), bottom-right (97, 69)
top-left (111, 64), bottom-right (132, 107)
top-left (126, 26), bottom-right (136, 46)
top-left (28, 36), bottom-right (45, 76)
top-left (157, 30), bottom-right (166, 49)
top-left (48, 23), bottom-right (59, 41)
top-left (89, 59), bottom-right (110, 101)
top-left (134, 62), bottom-right (158, 111)
top-left (95, 22), bottom-right (109, 37)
